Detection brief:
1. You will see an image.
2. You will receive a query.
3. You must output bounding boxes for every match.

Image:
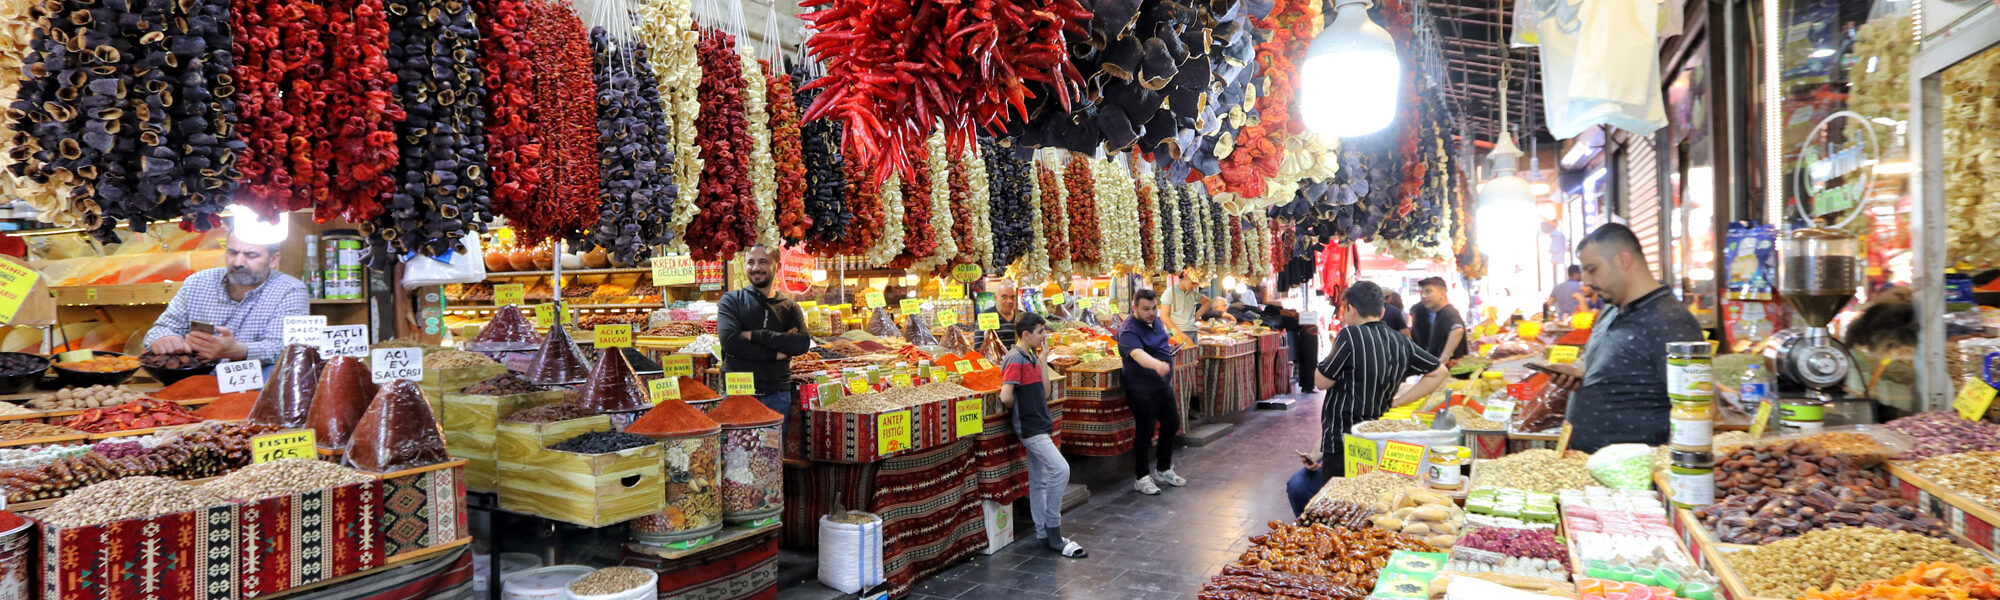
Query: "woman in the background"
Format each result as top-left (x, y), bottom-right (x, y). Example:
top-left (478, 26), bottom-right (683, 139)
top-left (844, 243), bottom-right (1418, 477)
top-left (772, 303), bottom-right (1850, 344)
top-left (1843, 286), bottom-right (1918, 422)
top-left (1382, 291), bottom-right (1410, 338)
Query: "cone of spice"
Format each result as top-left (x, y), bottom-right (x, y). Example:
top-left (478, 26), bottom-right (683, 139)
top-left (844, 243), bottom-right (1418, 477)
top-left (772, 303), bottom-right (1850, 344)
top-left (708, 395), bottom-right (783, 428)
top-left (579, 345), bottom-right (650, 414)
top-left (625, 399), bottom-right (721, 438)
top-left (309, 356), bottom-right (379, 450)
top-left (466, 304), bottom-right (544, 352)
top-left (345, 379), bottom-right (451, 473)
top-left (250, 344), bottom-right (326, 428)
top-left (527, 324), bottom-right (592, 385)
top-left (627, 398), bottom-right (723, 544)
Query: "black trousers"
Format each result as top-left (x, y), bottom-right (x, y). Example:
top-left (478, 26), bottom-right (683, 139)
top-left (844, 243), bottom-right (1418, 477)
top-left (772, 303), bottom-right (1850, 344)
top-left (1129, 386), bottom-right (1181, 479)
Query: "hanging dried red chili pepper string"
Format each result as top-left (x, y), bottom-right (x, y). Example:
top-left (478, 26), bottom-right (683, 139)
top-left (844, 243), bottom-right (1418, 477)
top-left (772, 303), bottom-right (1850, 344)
top-left (766, 60), bottom-right (811, 246)
top-left (321, 0), bottom-right (404, 224)
top-left (684, 27), bottom-right (756, 261)
top-left (521, 0), bottom-right (601, 246)
top-left (472, 0), bottom-right (541, 228)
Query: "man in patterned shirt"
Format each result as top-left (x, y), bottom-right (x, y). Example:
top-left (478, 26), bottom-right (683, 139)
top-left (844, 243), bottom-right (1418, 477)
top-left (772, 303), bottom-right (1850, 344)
top-left (143, 231), bottom-right (310, 364)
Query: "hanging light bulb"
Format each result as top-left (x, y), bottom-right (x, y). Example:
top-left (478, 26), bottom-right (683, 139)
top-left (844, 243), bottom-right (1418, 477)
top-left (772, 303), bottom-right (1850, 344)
top-left (1478, 130), bottom-right (1539, 251)
top-left (1300, 0), bottom-right (1400, 138)
top-left (228, 204), bottom-right (290, 246)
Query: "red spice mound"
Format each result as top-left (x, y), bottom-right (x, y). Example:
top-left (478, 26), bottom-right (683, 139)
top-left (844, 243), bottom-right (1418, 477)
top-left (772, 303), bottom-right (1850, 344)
top-left (153, 375), bottom-right (220, 400)
top-left (625, 399), bottom-right (720, 438)
top-left (193, 391), bottom-right (259, 421)
top-left (707, 395), bottom-right (782, 427)
top-left (672, 376), bottom-right (720, 402)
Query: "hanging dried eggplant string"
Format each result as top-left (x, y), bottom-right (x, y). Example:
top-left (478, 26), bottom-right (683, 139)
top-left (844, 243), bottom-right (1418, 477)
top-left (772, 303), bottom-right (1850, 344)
top-left (144, 0), bottom-right (242, 229)
top-left (984, 140), bottom-right (1033, 270)
top-left (1210, 0), bottom-right (1320, 199)
top-left (1157, 171), bottom-right (1180, 274)
top-left (739, 43), bottom-right (781, 251)
top-left (0, 0), bottom-right (78, 226)
top-left (956, 143), bottom-right (994, 272)
top-left (795, 64), bottom-right (849, 248)
top-left (684, 26), bottom-right (756, 261)
top-left (522, 0), bottom-right (603, 247)
top-left (7, 0), bottom-right (119, 237)
top-left (1134, 160), bottom-right (1159, 274)
top-left (817, 156), bottom-right (881, 257)
top-left (1179, 181), bottom-right (1200, 271)
top-left (371, 0), bottom-right (493, 267)
top-left (911, 131), bottom-right (954, 273)
top-left (471, 0), bottom-right (539, 229)
top-left (323, 0), bottom-right (406, 224)
top-left (588, 27), bottom-right (677, 264)
top-left (1013, 155), bottom-right (1052, 286)
top-left (1208, 193), bottom-right (1225, 271)
top-left (1062, 153), bottom-right (1100, 272)
top-left (634, 0), bottom-right (701, 251)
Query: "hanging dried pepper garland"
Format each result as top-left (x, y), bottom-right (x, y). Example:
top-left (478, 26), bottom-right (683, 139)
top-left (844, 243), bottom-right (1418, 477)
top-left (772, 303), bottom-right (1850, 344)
top-left (523, 1), bottom-right (601, 246)
top-left (1036, 159), bottom-right (1071, 276)
top-left (371, 0), bottom-right (492, 266)
top-left (588, 29), bottom-right (678, 265)
top-left (826, 158), bottom-right (883, 256)
top-left (232, 0), bottom-right (329, 216)
top-left (470, 0), bottom-right (539, 228)
top-left (1063, 153), bottom-right (1100, 270)
top-left (1135, 163), bottom-right (1158, 274)
top-left (321, 0), bottom-right (405, 223)
top-left (911, 131), bottom-right (955, 272)
top-left (942, 150), bottom-right (975, 276)
top-left (766, 60), bottom-right (810, 246)
top-left (985, 140), bottom-right (1035, 270)
top-left (887, 138), bottom-right (937, 270)
top-left (798, 0), bottom-right (1093, 183)
top-left (1210, 0), bottom-right (1321, 198)
top-left (796, 66), bottom-right (850, 247)
top-left (684, 28), bottom-right (757, 261)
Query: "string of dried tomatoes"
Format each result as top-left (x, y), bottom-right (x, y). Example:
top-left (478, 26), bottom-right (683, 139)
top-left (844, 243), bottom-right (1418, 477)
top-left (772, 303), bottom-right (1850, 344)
top-left (1210, 0), bottom-right (1320, 199)
top-left (232, 0), bottom-right (330, 217)
top-left (684, 27), bottom-right (756, 261)
top-left (887, 141), bottom-right (935, 269)
top-left (1036, 159), bottom-right (1070, 269)
top-left (765, 60), bottom-right (810, 246)
top-left (471, 0), bottom-right (540, 229)
top-left (1135, 163), bottom-right (1158, 273)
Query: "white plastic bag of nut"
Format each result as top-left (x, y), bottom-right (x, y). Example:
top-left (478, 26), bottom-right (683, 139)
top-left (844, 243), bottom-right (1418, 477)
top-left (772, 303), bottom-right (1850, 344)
top-left (563, 566), bottom-right (656, 600)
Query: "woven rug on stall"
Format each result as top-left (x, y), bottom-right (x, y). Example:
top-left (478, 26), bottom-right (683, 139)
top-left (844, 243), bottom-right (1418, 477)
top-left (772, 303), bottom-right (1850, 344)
top-left (780, 460), bottom-right (878, 548)
top-left (1172, 351), bottom-right (1202, 421)
top-left (624, 533), bottom-right (779, 600)
top-left (1058, 395), bottom-right (1136, 456)
top-left (282, 547), bottom-right (473, 600)
top-left (870, 437), bottom-right (986, 598)
top-left (973, 415), bottom-right (1028, 504)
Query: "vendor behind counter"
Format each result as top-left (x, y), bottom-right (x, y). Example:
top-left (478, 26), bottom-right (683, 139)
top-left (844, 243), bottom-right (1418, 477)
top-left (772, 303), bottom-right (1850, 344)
top-left (142, 225), bottom-right (309, 365)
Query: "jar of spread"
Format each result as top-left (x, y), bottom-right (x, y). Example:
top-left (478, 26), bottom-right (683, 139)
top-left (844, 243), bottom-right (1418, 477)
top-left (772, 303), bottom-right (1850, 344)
top-left (1426, 445), bottom-right (1466, 490)
top-left (1669, 399), bottom-right (1713, 452)
top-left (1666, 341), bottom-right (1714, 402)
top-left (1669, 450), bottom-right (1716, 509)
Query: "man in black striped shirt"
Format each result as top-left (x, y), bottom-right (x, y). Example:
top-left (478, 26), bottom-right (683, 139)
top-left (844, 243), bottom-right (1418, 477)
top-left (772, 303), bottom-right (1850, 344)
top-left (1285, 281), bottom-right (1452, 516)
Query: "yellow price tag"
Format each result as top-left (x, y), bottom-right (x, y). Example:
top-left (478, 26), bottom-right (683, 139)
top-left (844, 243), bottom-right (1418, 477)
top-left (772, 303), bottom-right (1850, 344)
top-left (1477, 343), bottom-right (1496, 357)
top-left (800, 301), bottom-right (819, 309)
top-left (941, 285), bottom-right (965, 299)
top-left (0, 260), bottom-right (39, 324)
top-left (649, 378), bottom-right (680, 404)
top-left (662, 355), bottom-right (693, 378)
top-left (1955, 380), bottom-right (1997, 421)
top-left (893, 373), bottom-right (912, 388)
top-left (595, 324), bottom-right (633, 348)
top-left (493, 283), bottom-right (525, 306)
top-left (1749, 400), bottom-right (1775, 438)
top-left (847, 376), bottom-right (871, 395)
top-left (864, 291), bottom-right (886, 308)
top-left (976, 358), bottom-right (995, 371)
top-left (725, 372), bottom-right (757, 396)
top-left (1548, 345), bottom-right (1581, 364)
top-left (85, 287), bottom-right (96, 301)
top-left (1049, 292), bottom-right (1067, 305)
top-left (954, 360), bottom-right (975, 374)
top-left (900, 298), bottom-right (922, 314)
top-left (955, 398), bottom-right (983, 438)
top-left (534, 304), bottom-right (558, 328)
top-left (1379, 440), bottom-right (1425, 478)
top-left (1342, 434), bottom-right (1377, 476)
top-left (1571, 312), bottom-right (1596, 329)
top-left (1555, 422), bottom-right (1575, 454)
top-left (494, 228), bottom-right (516, 246)
top-left (651, 255), bottom-right (696, 286)
top-left (978, 313), bottom-right (1000, 331)
top-left (251, 430), bottom-right (318, 464)
top-left (1517, 321), bottom-right (1542, 339)
top-left (877, 410), bottom-right (911, 455)
top-left (937, 310), bottom-right (959, 326)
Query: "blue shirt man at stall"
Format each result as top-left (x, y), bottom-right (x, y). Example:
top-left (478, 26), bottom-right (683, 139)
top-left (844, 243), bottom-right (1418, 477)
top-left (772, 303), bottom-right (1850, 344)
top-left (1118, 288), bottom-right (1185, 496)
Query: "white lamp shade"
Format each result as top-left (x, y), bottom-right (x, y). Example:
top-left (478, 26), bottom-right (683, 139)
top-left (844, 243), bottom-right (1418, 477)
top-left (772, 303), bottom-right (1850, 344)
top-left (228, 204), bottom-right (290, 246)
top-left (1477, 173), bottom-right (1538, 250)
top-left (1300, 1), bottom-right (1400, 138)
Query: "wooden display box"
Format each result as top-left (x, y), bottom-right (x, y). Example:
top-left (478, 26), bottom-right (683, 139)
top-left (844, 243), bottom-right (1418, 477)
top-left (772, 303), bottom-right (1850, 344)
top-left (1887, 462), bottom-right (2000, 556)
top-left (441, 390), bottom-right (565, 491)
top-left (419, 364), bottom-right (509, 408)
top-left (50, 282), bottom-right (183, 306)
top-left (497, 416), bottom-right (664, 527)
top-left (1067, 368), bottom-right (1120, 390)
top-left (231, 479), bottom-right (385, 597)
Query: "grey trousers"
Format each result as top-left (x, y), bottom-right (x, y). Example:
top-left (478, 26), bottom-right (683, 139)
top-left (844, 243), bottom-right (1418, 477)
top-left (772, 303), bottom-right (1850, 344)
top-left (1020, 433), bottom-right (1068, 537)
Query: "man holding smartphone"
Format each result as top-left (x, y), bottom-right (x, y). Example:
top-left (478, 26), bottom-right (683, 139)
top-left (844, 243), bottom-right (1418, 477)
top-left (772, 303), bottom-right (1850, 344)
top-left (144, 231), bottom-right (309, 364)
top-left (1286, 281), bottom-right (1451, 516)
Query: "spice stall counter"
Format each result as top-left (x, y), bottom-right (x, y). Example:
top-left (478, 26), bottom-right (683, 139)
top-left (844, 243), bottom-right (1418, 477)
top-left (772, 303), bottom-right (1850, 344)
top-left (780, 436), bottom-right (987, 599)
top-left (1053, 364), bottom-right (1132, 457)
top-left (1197, 343), bottom-right (1257, 421)
top-left (622, 523), bottom-right (781, 600)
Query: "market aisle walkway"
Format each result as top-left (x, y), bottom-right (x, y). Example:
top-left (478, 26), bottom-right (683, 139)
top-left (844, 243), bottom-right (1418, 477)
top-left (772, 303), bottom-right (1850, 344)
top-left (783, 391), bottom-right (1325, 600)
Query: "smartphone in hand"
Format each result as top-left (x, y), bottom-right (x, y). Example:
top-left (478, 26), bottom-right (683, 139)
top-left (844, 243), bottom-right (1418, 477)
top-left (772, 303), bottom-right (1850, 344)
top-left (190, 321), bottom-right (216, 336)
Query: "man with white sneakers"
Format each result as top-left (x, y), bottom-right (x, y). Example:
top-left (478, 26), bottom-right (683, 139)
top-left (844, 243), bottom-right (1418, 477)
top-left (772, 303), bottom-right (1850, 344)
top-left (1119, 289), bottom-right (1185, 495)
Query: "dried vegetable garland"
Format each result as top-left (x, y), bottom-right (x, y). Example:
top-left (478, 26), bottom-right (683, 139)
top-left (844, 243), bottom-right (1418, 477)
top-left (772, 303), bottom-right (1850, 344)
top-left (1012, 159), bottom-right (1053, 285)
top-left (587, 29), bottom-right (677, 264)
top-left (766, 60), bottom-right (810, 245)
top-left (1093, 159), bottom-right (1141, 273)
top-left (740, 48), bottom-right (781, 252)
top-left (864, 171), bottom-right (906, 266)
top-left (1210, 195), bottom-right (1227, 270)
top-left (797, 66), bottom-right (851, 248)
top-left (1943, 46), bottom-right (2000, 265)
top-left (322, 0), bottom-right (405, 224)
top-left (886, 144), bottom-right (936, 269)
top-left (1158, 172), bottom-right (1182, 274)
top-left (634, 0), bottom-right (701, 248)
top-left (798, 0), bottom-right (1092, 182)
top-left (956, 143), bottom-right (995, 271)
top-left (832, 159), bottom-right (884, 256)
top-left (1182, 184), bottom-right (1204, 270)
top-left (0, 0), bottom-right (74, 226)
top-left (910, 131), bottom-right (956, 272)
top-left (232, 0), bottom-right (330, 216)
top-left (685, 28), bottom-right (757, 261)
top-left (1037, 159), bottom-right (1072, 281)
top-left (371, 0), bottom-right (493, 265)
top-left (1210, 0), bottom-right (1320, 198)
top-left (523, 1), bottom-right (601, 246)
top-left (985, 140), bottom-right (1035, 269)
top-left (471, 0), bottom-right (540, 229)
top-left (1135, 164), bottom-right (1160, 273)
top-left (1063, 154), bottom-right (1101, 271)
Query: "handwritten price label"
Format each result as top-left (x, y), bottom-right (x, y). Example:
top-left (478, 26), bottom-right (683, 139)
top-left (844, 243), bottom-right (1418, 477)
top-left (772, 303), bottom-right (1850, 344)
top-left (1379, 440), bottom-right (1425, 478)
top-left (893, 373), bottom-right (912, 388)
top-left (937, 310), bottom-right (959, 326)
top-left (1749, 400), bottom-right (1775, 438)
top-left (0, 260), bottom-right (39, 323)
top-left (370, 348), bottom-right (424, 383)
top-left (955, 398), bottom-right (983, 438)
top-left (1049, 292), bottom-right (1066, 305)
top-left (976, 358), bottom-right (995, 371)
top-left (595, 324), bottom-right (633, 348)
top-left (847, 376), bottom-right (872, 395)
top-left (725, 372), bottom-right (757, 396)
top-left (283, 316), bottom-right (327, 348)
top-left (954, 360), bottom-right (974, 374)
top-left (978, 313), bottom-right (999, 331)
top-left (649, 378), bottom-right (680, 405)
top-left (951, 264), bottom-right (982, 282)
top-left (322, 325), bottom-right (370, 358)
top-left (941, 285), bottom-right (965, 299)
top-left (493, 283), bottom-right (525, 306)
top-left (1548, 345), bottom-right (1581, 364)
top-left (864, 291), bottom-right (886, 308)
top-left (217, 360), bottom-right (265, 394)
top-left (1955, 380), bottom-right (1996, 421)
top-left (1342, 435), bottom-right (1376, 476)
top-left (534, 304), bottom-right (555, 328)
top-left (662, 355), bottom-right (694, 378)
top-left (877, 410), bottom-right (911, 455)
top-left (251, 430), bottom-right (317, 464)
top-left (652, 255), bottom-right (696, 286)
top-left (900, 298), bottom-right (922, 315)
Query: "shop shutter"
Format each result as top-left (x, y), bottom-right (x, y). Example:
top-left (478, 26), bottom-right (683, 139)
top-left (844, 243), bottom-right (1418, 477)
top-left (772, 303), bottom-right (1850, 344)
top-left (1621, 134), bottom-right (1664, 278)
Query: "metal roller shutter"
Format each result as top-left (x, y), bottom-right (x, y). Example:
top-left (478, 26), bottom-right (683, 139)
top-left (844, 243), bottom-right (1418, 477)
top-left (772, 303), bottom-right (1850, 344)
top-left (1622, 135), bottom-right (1664, 278)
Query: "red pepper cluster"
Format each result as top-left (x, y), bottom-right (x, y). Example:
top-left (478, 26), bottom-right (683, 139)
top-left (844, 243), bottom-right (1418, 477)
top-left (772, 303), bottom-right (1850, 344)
top-left (1036, 160), bottom-right (1069, 263)
top-left (62, 399), bottom-right (203, 434)
top-left (1229, 217), bottom-right (1244, 272)
top-left (765, 60), bottom-right (811, 246)
top-left (232, 0), bottom-right (332, 216)
top-left (942, 150), bottom-right (977, 275)
top-left (1135, 163), bottom-right (1156, 269)
top-left (473, 0), bottom-right (542, 226)
top-left (1210, 0), bottom-right (1318, 199)
top-left (320, 0), bottom-right (405, 224)
top-left (888, 146), bottom-right (936, 269)
top-left (522, 0), bottom-right (601, 246)
top-left (798, 0), bottom-right (1092, 183)
top-left (685, 28), bottom-right (757, 261)
top-left (1063, 154), bottom-right (1100, 266)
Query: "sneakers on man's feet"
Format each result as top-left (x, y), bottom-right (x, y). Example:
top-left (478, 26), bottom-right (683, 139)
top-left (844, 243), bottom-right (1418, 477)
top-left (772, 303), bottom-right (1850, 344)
top-left (1134, 476), bottom-right (1161, 495)
top-left (1153, 469), bottom-right (1187, 487)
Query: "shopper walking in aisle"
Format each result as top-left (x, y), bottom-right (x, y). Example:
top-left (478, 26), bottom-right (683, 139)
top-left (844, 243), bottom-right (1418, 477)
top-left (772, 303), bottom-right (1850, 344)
top-left (1410, 277), bottom-right (1468, 362)
top-left (1549, 265), bottom-right (1587, 316)
top-left (1286, 281), bottom-right (1451, 515)
top-left (978, 280), bottom-right (1022, 348)
top-left (1382, 290), bottom-right (1410, 338)
top-left (1541, 224), bottom-right (1704, 452)
top-left (1000, 312), bottom-right (1088, 558)
top-left (1120, 289), bottom-right (1185, 495)
top-left (717, 245), bottom-right (812, 419)
top-left (1162, 269), bottom-right (1210, 343)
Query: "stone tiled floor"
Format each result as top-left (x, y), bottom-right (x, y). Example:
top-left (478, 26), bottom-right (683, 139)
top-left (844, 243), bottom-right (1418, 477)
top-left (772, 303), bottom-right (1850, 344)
top-left (784, 391), bottom-right (1323, 600)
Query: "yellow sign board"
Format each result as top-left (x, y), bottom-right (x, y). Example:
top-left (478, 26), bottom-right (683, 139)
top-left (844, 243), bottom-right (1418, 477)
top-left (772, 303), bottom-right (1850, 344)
top-left (861, 291), bottom-right (885, 309)
top-left (0, 261), bottom-right (39, 324)
top-left (725, 372), bottom-right (756, 396)
top-left (847, 376), bottom-right (872, 395)
top-left (951, 264), bottom-right (982, 282)
top-left (1548, 345), bottom-right (1581, 364)
top-left (937, 310), bottom-right (959, 326)
top-left (662, 356), bottom-right (694, 378)
top-left (1555, 422), bottom-right (1575, 454)
top-left (1378, 440), bottom-right (1425, 478)
top-left (252, 430), bottom-right (317, 464)
top-left (975, 358), bottom-right (995, 371)
top-left (900, 298), bottom-right (922, 315)
top-left (649, 378), bottom-right (680, 404)
top-left (493, 283), bottom-right (525, 306)
top-left (534, 304), bottom-right (562, 328)
top-left (954, 360), bottom-right (975, 374)
top-left (941, 285), bottom-right (965, 299)
top-left (1049, 292), bottom-right (1066, 305)
top-left (978, 313), bottom-right (999, 331)
top-left (652, 255), bottom-right (696, 286)
top-left (893, 373), bottom-right (912, 388)
top-left (877, 410), bottom-right (911, 455)
top-left (955, 398), bottom-right (983, 438)
top-left (595, 324), bottom-right (633, 348)
top-left (1955, 380), bottom-right (1997, 421)
top-left (1342, 435), bottom-right (1377, 476)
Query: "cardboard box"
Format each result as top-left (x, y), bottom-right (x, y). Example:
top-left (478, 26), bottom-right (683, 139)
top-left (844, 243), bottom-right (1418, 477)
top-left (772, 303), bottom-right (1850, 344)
top-left (980, 500), bottom-right (1014, 555)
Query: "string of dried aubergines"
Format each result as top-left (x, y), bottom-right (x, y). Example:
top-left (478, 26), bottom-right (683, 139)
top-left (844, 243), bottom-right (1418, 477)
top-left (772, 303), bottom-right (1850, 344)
top-left (795, 64), bottom-right (849, 248)
top-left (0, 0), bottom-right (76, 227)
top-left (684, 27), bottom-right (756, 261)
top-left (1156, 170), bottom-right (1181, 274)
top-left (369, 0), bottom-right (492, 267)
top-left (472, 0), bottom-right (540, 229)
top-left (766, 60), bottom-right (810, 246)
top-left (322, 0), bottom-right (405, 224)
top-left (587, 28), bottom-right (676, 265)
top-left (522, 0), bottom-right (601, 247)
top-left (984, 140), bottom-right (1035, 270)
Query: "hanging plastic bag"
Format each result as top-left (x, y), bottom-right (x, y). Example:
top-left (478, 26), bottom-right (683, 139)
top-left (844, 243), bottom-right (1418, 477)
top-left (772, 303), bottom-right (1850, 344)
top-left (401, 236), bottom-right (487, 288)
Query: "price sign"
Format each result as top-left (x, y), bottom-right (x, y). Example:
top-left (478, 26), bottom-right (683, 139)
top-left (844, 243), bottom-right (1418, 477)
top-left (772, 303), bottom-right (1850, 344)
top-left (864, 291), bottom-right (886, 308)
top-left (1955, 380), bottom-right (1996, 421)
top-left (0, 260), bottom-right (38, 323)
top-left (936, 310), bottom-right (959, 326)
top-left (1379, 440), bottom-right (1425, 478)
top-left (1517, 321), bottom-right (1542, 339)
top-left (649, 378), bottom-right (680, 405)
top-left (951, 264), bottom-right (982, 282)
top-left (595, 324), bottom-right (633, 348)
top-left (954, 360), bottom-right (975, 374)
top-left (493, 283), bottom-right (526, 306)
top-left (251, 430), bottom-right (317, 464)
top-left (1749, 400), bottom-right (1775, 438)
top-left (847, 376), bottom-right (871, 395)
top-left (941, 285), bottom-right (965, 299)
top-left (1555, 422), bottom-right (1575, 454)
top-left (725, 372), bottom-right (757, 396)
top-left (1481, 400), bottom-right (1515, 424)
top-left (370, 348), bottom-right (423, 383)
top-left (651, 254), bottom-right (696, 286)
top-left (893, 373), bottom-right (912, 388)
top-left (1477, 343), bottom-right (1496, 357)
top-left (1077, 297), bottom-right (1094, 310)
top-left (493, 228), bottom-right (515, 246)
top-left (955, 398), bottom-right (983, 438)
top-left (800, 301), bottom-right (819, 309)
top-left (877, 410), bottom-right (912, 455)
top-left (1049, 292), bottom-right (1067, 305)
top-left (85, 288), bottom-right (96, 301)
top-left (1548, 345), bottom-right (1581, 364)
top-left (978, 313), bottom-right (999, 331)
top-left (1571, 312), bottom-right (1596, 330)
top-left (899, 298), bottom-right (922, 315)
top-left (1342, 435), bottom-right (1377, 476)
top-left (1473, 324), bottom-right (1497, 339)
top-left (534, 304), bottom-right (554, 328)
top-left (975, 358), bottom-right (995, 371)
top-left (662, 355), bottom-right (694, 378)
top-left (217, 359), bottom-right (265, 394)
top-left (283, 316), bottom-right (327, 347)
top-left (322, 325), bottom-right (370, 358)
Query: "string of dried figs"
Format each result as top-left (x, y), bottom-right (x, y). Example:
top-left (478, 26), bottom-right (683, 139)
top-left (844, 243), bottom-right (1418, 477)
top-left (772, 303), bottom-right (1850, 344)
top-left (684, 27), bottom-right (756, 261)
top-left (1064, 154), bottom-right (1101, 269)
top-left (985, 139), bottom-right (1035, 269)
top-left (471, 0), bottom-right (541, 229)
top-left (766, 60), bottom-right (810, 245)
top-left (322, 0), bottom-right (406, 223)
top-left (521, 0), bottom-right (601, 247)
top-left (739, 48), bottom-right (781, 251)
top-left (587, 28), bottom-right (677, 265)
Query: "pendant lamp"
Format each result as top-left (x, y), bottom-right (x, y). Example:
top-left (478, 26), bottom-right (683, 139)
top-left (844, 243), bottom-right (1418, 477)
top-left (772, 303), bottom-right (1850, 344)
top-left (1299, 0), bottom-right (1399, 138)
top-left (1478, 63), bottom-right (1538, 252)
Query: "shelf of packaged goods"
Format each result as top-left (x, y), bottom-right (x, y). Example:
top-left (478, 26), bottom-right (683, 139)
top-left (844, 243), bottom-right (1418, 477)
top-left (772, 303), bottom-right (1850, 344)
top-left (442, 303), bottom-right (663, 313)
top-left (485, 268), bottom-right (682, 279)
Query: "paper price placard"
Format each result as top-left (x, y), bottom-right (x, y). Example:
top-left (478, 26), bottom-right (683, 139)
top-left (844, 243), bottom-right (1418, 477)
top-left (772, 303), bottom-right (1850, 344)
top-left (899, 298), bottom-right (922, 315)
top-left (1378, 440), bottom-right (1425, 478)
top-left (955, 398), bottom-right (983, 438)
top-left (725, 372), bottom-right (757, 396)
top-left (662, 355), bottom-right (694, 378)
top-left (0, 260), bottom-right (38, 323)
top-left (217, 360), bottom-right (265, 394)
top-left (252, 430), bottom-right (317, 464)
top-left (951, 264), bottom-right (982, 282)
top-left (978, 313), bottom-right (999, 331)
top-left (864, 291), bottom-right (886, 308)
top-left (941, 285), bottom-right (965, 299)
top-left (1748, 400), bottom-right (1775, 438)
top-left (535, 304), bottom-right (555, 328)
top-left (595, 324), bottom-right (633, 348)
top-left (954, 360), bottom-right (974, 374)
top-left (877, 410), bottom-right (912, 455)
top-left (975, 358), bottom-right (995, 371)
top-left (1517, 321), bottom-right (1542, 339)
top-left (370, 348), bottom-right (424, 383)
top-left (649, 378), bottom-right (680, 405)
top-left (493, 283), bottom-right (526, 306)
top-left (56, 349), bottom-right (92, 363)
top-left (283, 316), bottom-right (327, 348)
top-left (322, 325), bottom-right (370, 357)
top-left (1342, 435), bottom-right (1377, 476)
top-left (847, 376), bottom-right (871, 395)
top-left (892, 373), bottom-right (912, 388)
top-left (1955, 380), bottom-right (1996, 421)
top-left (937, 310), bottom-right (959, 326)
top-left (1555, 423), bottom-right (1575, 454)
top-left (1049, 292), bottom-right (1066, 305)
top-left (652, 255), bottom-right (696, 286)
top-left (1548, 345), bottom-right (1581, 364)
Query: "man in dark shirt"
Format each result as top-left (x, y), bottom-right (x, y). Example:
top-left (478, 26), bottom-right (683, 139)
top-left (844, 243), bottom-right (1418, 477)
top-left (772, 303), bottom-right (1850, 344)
top-left (717, 246), bottom-right (812, 416)
top-left (977, 280), bottom-right (1021, 348)
top-left (1410, 277), bottom-right (1467, 361)
top-left (1118, 288), bottom-right (1183, 496)
top-left (1544, 224), bottom-right (1704, 453)
top-left (1285, 281), bottom-right (1450, 515)
top-left (1001, 312), bottom-right (1086, 558)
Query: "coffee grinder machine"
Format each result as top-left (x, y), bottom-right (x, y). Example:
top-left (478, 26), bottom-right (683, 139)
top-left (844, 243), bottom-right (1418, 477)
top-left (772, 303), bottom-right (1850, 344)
top-left (1761, 228), bottom-right (1865, 428)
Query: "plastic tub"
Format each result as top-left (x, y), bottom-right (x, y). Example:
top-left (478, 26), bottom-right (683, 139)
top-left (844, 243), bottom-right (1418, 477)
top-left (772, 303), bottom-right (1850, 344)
top-left (475, 552), bottom-right (544, 592)
top-left (503, 565), bottom-right (593, 600)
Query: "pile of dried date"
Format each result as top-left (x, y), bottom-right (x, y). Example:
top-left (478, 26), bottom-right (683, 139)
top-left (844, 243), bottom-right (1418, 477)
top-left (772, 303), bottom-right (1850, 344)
top-left (1694, 479), bottom-right (1950, 544)
top-left (1714, 440), bottom-right (1881, 498)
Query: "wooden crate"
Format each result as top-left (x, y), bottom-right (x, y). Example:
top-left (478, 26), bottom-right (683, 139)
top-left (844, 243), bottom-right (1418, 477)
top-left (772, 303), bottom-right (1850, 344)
top-left (442, 390), bottom-right (565, 491)
top-left (419, 363), bottom-right (508, 408)
top-left (497, 416), bottom-right (664, 527)
top-left (1887, 462), bottom-right (2000, 557)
